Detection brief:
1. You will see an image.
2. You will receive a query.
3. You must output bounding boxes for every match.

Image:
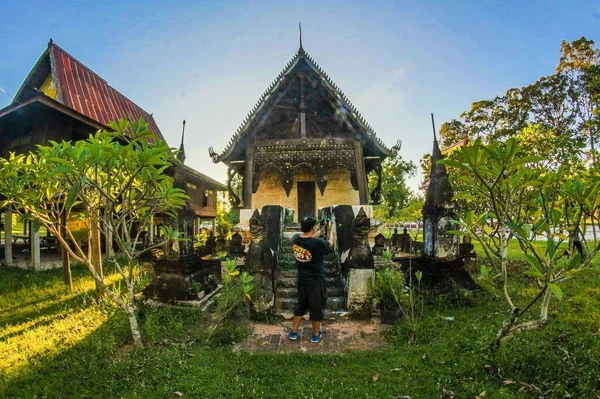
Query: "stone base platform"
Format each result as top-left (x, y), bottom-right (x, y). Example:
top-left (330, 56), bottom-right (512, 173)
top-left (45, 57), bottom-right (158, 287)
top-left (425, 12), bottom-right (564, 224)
top-left (235, 320), bottom-right (388, 353)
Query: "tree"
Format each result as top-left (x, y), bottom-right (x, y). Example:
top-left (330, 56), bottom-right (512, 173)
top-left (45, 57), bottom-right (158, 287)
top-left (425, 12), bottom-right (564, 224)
top-left (0, 118), bottom-right (188, 347)
top-left (438, 119), bottom-right (469, 148)
top-left (444, 38), bottom-right (599, 171)
top-left (395, 194), bottom-right (423, 224)
top-left (556, 37), bottom-right (600, 167)
top-left (442, 137), bottom-right (600, 350)
top-left (369, 154), bottom-right (416, 222)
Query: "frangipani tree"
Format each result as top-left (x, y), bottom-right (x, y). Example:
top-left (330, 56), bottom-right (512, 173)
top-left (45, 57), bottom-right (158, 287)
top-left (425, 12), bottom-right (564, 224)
top-left (441, 136), bottom-right (600, 350)
top-left (0, 118), bottom-right (188, 347)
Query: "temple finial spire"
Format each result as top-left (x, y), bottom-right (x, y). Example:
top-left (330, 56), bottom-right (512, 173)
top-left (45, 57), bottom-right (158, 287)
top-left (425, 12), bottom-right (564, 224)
top-left (430, 113), bottom-right (442, 162)
top-left (178, 120), bottom-right (186, 164)
top-left (431, 113), bottom-right (438, 143)
top-left (299, 21), bottom-right (303, 49)
top-left (180, 120), bottom-right (186, 148)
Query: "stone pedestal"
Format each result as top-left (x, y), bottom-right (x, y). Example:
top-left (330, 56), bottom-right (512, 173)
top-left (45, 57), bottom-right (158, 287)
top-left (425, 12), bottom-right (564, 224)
top-left (143, 253), bottom-right (202, 301)
top-left (347, 268), bottom-right (375, 313)
top-left (250, 271), bottom-right (275, 312)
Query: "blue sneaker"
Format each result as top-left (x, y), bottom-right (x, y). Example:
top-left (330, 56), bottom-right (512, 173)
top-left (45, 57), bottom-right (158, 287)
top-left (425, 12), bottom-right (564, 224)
top-left (311, 331), bottom-right (324, 344)
top-left (288, 331), bottom-right (298, 341)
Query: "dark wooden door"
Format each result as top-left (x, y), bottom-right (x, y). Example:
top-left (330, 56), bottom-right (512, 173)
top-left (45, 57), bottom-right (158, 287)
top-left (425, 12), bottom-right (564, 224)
top-left (297, 181), bottom-right (316, 221)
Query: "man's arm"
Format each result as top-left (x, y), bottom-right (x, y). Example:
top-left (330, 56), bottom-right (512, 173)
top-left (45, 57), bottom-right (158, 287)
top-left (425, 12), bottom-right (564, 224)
top-left (312, 222), bottom-right (336, 251)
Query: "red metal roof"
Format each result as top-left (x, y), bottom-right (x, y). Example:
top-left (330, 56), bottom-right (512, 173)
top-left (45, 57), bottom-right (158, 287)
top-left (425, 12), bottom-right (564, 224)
top-left (49, 44), bottom-right (163, 140)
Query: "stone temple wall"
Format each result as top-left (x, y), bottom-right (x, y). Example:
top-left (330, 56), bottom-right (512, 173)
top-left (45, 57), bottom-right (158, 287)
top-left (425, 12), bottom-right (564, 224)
top-left (252, 167), bottom-right (359, 221)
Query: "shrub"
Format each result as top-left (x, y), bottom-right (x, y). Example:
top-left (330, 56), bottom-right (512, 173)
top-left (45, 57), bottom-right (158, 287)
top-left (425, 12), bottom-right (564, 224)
top-left (370, 268), bottom-right (406, 310)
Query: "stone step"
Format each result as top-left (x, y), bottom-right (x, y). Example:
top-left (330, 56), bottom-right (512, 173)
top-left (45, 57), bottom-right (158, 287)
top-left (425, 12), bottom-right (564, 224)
top-left (277, 276), bottom-right (342, 288)
top-left (279, 268), bottom-right (339, 278)
top-left (276, 287), bottom-right (345, 298)
top-left (275, 296), bottom-right (346, 311)
top-left (278, 309), bottom-right (349, 321)
top-left (277, 256), bottom-right (338, 265)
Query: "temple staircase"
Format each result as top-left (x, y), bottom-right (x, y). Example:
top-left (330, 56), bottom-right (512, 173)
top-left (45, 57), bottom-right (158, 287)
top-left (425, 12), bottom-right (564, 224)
top-left (275, 231), bottom-right (348, 319)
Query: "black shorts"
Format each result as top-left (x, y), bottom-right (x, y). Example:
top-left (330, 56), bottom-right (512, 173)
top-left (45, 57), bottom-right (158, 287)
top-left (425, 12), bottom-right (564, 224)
top-left (293, 283), bottom-right (327, 321)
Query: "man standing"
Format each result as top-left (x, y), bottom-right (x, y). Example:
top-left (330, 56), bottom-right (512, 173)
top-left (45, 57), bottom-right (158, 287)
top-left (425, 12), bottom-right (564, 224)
top-left (288, 216), bottom-right (336, 343)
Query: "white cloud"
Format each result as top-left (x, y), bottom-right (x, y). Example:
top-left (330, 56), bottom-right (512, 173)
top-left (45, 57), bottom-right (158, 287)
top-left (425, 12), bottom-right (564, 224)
top-left (356, 67), bottom-right (410, 109)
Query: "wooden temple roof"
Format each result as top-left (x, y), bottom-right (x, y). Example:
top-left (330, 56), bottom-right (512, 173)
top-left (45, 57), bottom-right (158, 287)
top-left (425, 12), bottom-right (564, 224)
top-left (209, 45), bottom-right (394, 166)
top-left (184, 165), bottom-right (227, 191)
top-left (11, 40), bottom-right (163, 140)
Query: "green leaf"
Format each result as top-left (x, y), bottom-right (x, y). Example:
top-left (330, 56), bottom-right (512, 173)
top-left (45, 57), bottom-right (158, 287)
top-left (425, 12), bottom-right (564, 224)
top-left (508, 221), bottom-right (526, 239)
top-left (509, 155), bottom-right (546, 169)
top-left (452, 192), bottom-right (479, 202)
top-left (65, 184), bottom-right (79, 212)
top-left (32, 219), bottom-right (40, 233)
top-left (524, 253), bottom-right (543, 273)
top-left (547, 236), bottom-right (556, 259)
top-left (437, 159), bottom-right (467, 170)
top-left (566, 253), bottom-right (581, 271)
top-left (523, 270), bottom-right (545, 279)
top-left (548, 283), bottom-right (563, 301)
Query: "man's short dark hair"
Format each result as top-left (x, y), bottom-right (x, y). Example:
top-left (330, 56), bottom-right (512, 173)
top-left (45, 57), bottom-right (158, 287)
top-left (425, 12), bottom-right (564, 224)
top-left (300, 216), bottom-right (317, 233)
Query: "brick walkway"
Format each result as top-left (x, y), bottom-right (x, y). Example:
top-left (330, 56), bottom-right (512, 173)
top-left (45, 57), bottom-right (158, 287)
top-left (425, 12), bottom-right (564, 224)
top-left (235, 319), bottom-right (388, 353)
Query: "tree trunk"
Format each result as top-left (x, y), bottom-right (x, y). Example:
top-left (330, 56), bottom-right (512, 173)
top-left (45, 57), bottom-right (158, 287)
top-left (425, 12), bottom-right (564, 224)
top-left (590, 128), bottom-right (596, 168)
top-left (90, 219), bottom-right (104, 296)
top-left (60, 212), bottom-right (73, 291)
top-left (126, 304), bottom-right (144, 348)
top-left (539, 287), bottom-right (552, 322)
top-left (499, 225), bottom-right (515, 309)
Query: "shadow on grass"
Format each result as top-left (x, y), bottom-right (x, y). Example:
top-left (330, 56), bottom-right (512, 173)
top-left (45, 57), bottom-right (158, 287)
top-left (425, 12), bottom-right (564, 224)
top-left (0, 311), bottom-right (134, 398)
top-left (0, 310), bottom-right (76, 341)
top-left (0, 291), bottom-right (95, 330)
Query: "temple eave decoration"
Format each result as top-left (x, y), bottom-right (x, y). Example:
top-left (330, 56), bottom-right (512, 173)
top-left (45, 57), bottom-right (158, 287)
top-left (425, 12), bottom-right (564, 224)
top-left (250, 140), bottom-right (359, 196)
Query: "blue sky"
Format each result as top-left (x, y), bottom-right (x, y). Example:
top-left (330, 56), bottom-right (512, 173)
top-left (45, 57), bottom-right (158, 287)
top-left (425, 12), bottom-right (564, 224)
top-left (1, 0), bottom-right (599, 190)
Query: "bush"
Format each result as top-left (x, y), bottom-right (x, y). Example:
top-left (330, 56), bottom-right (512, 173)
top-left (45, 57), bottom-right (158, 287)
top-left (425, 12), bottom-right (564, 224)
top-left (370, 267), bottom-right (406, 310)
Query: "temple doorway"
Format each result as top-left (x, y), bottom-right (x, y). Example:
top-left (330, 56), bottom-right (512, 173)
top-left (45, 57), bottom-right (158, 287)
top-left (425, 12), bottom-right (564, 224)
top-left (297, 181), bottom-right (316, 221)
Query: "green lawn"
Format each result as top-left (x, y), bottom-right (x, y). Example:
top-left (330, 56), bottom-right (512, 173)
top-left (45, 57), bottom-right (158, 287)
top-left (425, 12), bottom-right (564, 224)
top-left (1, 248), bottom-right (599, 398)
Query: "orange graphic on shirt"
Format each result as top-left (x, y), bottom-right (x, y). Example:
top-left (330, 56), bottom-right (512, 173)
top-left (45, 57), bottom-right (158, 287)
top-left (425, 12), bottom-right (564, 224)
top-left (292, 245), bottom-right (312, 263)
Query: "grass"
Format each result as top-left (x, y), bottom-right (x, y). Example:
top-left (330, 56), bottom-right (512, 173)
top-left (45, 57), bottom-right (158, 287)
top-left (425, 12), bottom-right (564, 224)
top-left (1, 244), bottom-right (599, 398)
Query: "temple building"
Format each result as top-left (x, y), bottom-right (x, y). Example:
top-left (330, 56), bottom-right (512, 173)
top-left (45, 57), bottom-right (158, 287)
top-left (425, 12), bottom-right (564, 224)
top-left (0, 40), bottom-right (225, 268)
top-left (209, 40), bottom-right (398, 221)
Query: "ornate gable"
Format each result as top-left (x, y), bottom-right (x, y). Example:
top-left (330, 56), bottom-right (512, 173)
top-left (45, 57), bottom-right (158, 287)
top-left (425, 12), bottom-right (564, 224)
top-left (209, 46), bottom-right (392, 166)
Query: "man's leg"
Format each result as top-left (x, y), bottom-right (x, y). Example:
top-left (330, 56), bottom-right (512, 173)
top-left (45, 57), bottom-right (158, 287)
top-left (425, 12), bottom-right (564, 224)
top-left (292, 285), bottom-right (308, 333)
top-left (311, 321), bottom-right (321, 336)
top-left (308, 284), bottom-right (326, 336)
top-left (292, 316), bottom-right (303, 333)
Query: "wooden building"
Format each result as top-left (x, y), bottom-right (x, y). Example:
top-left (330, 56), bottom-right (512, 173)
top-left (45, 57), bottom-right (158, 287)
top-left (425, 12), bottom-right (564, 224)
top-left (0, 40), bottom-right (225, 268)
top-left (184, 165), bottom-right (226, 234)
top-left (209, 42), bottom-right (397, 221)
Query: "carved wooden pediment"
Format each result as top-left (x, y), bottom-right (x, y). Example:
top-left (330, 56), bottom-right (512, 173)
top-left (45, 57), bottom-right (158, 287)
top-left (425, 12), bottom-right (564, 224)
top-left (251, 140), bottom-right (359, 196)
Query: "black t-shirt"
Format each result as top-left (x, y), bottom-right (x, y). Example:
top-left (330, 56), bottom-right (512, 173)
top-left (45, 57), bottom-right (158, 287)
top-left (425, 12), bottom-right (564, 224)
top-left (292, 234), bottom-right (332, 286)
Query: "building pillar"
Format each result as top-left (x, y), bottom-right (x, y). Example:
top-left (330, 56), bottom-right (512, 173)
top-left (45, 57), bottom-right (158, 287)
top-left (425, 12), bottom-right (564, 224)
top-left (4, 208), bottom-right (13, 266)
top-left (354, 141), bottom-right (368, 205)
top-left (243, 147), bottom-right (254, 209)
top-left (30, 226), bottom-right (41, 271)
